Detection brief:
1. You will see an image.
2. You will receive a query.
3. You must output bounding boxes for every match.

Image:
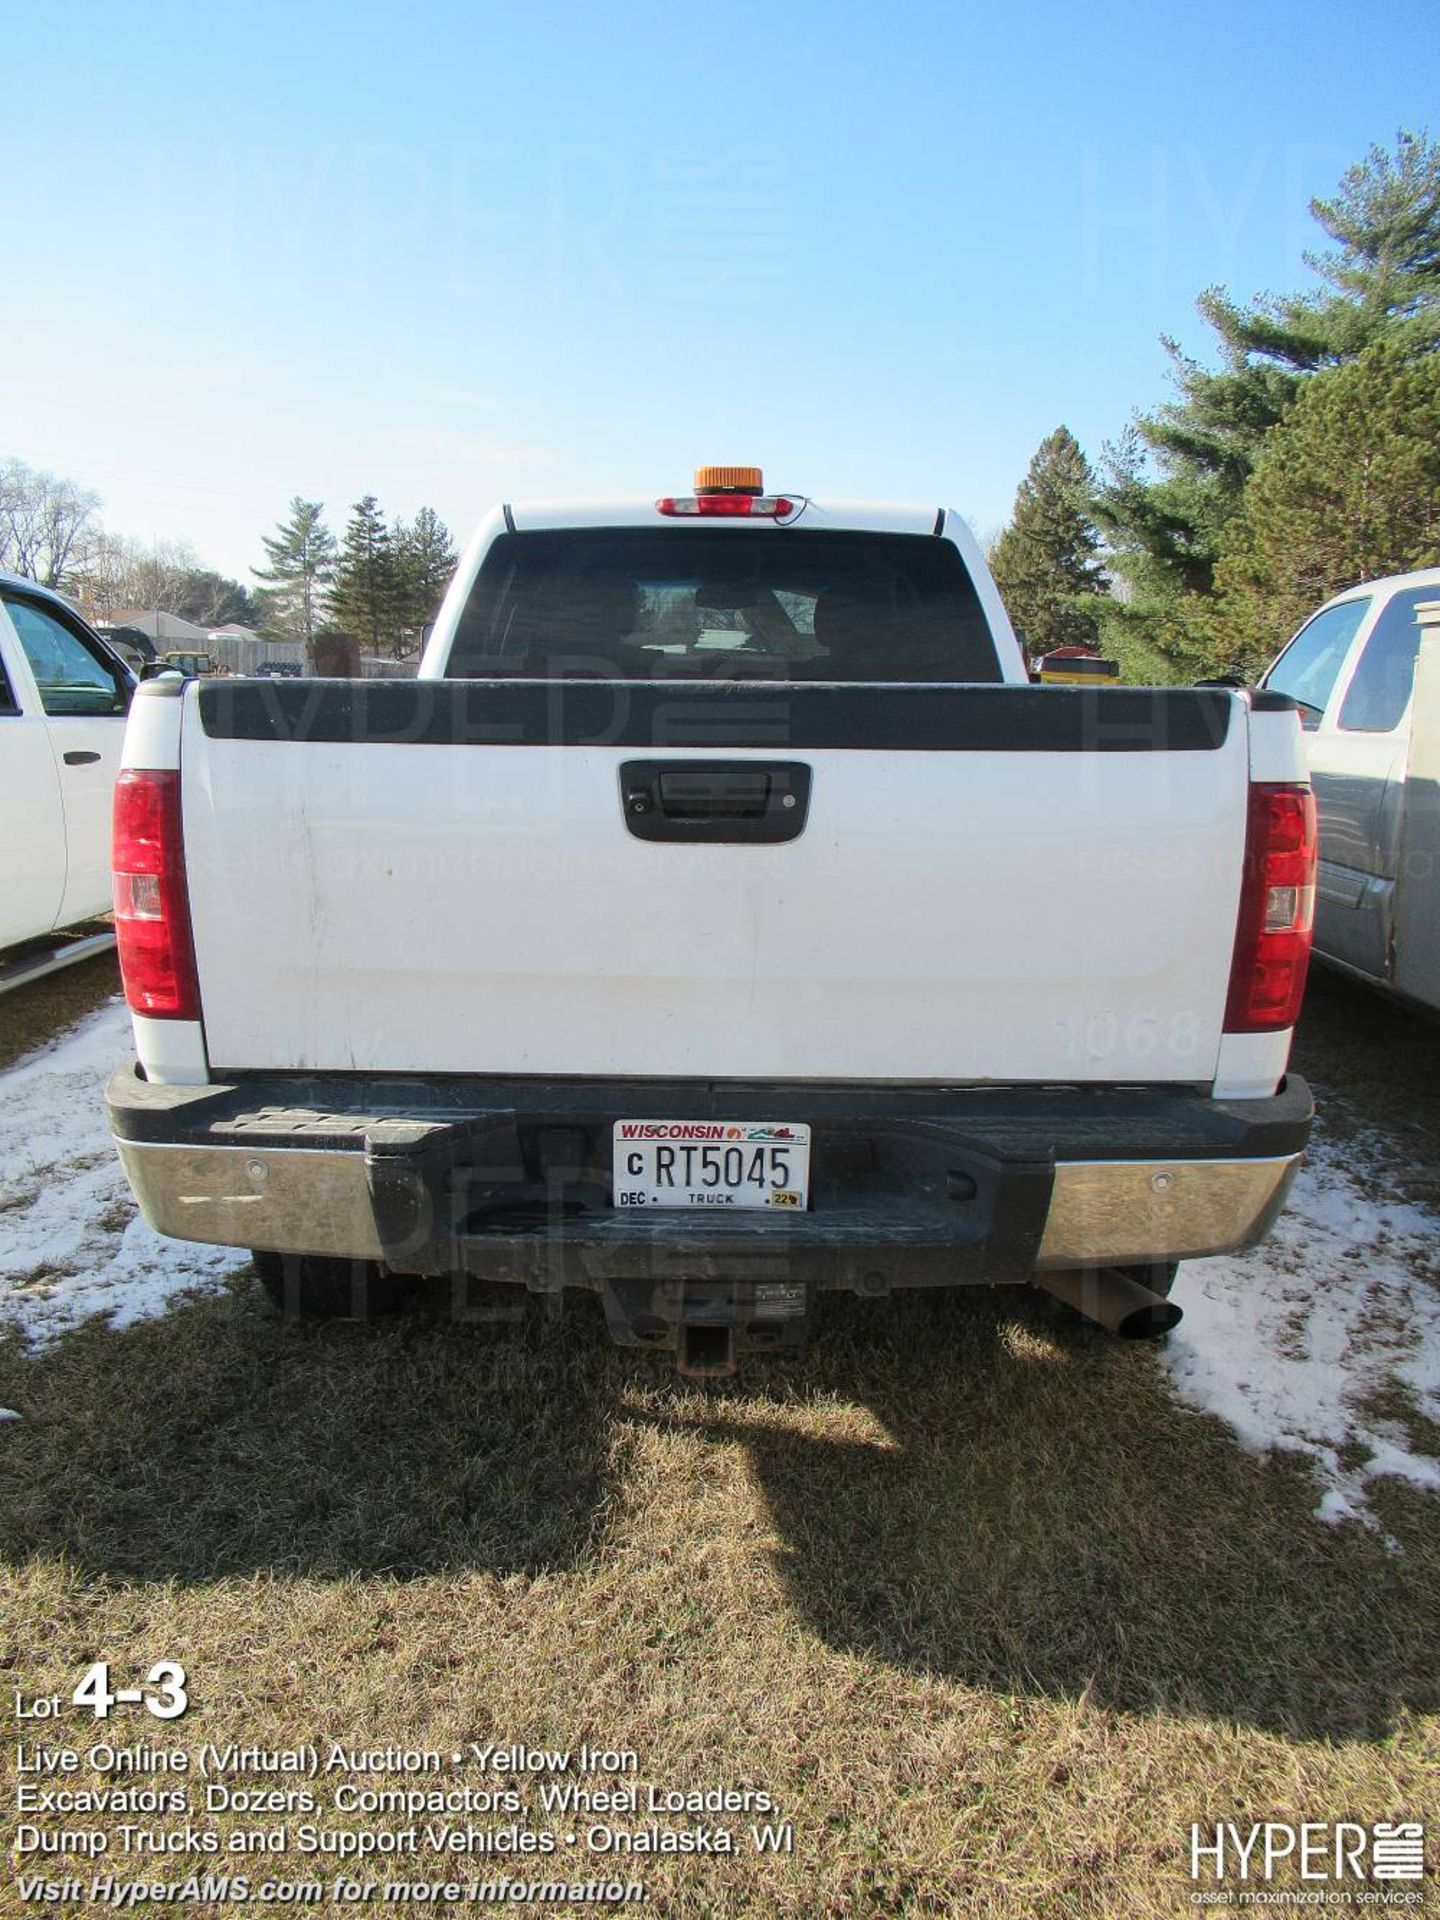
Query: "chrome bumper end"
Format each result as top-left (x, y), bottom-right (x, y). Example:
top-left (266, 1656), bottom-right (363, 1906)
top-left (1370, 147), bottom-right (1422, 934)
top-left (1036, 1154), bottom-right (1302, 1266)
top-left (115, 1138), bottom-right (385, 1261)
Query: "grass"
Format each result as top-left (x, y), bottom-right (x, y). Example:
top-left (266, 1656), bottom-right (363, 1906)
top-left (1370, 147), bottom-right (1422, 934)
top-left (1357, 1378), bottom-right (1440, 1462)
top-left (2, 1278), bottom-right (1436, 1918)
top-left (0, 945), bottom-right (119, 1075)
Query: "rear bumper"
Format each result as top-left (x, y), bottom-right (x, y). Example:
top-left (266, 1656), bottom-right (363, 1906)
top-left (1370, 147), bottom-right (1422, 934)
top-left (108, 1066), bottom-right (1311, 1288)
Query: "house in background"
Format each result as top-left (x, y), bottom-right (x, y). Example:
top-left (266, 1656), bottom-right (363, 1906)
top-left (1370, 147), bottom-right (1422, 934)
top-left (109, 608), bottom-right (213, 650)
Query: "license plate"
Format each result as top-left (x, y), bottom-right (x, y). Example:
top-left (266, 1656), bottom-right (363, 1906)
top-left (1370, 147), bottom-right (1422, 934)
top-left (612, 1121), bottom-right (811, 1211)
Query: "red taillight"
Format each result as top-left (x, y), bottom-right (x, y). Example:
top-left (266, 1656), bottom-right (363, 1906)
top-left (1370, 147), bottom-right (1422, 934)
top-left (656, 494), bottom-right (796, 517)
top-left (1224, 782), bottom-right (1317, 1033)
top-left (112, 769), bottom-right (200, 1020)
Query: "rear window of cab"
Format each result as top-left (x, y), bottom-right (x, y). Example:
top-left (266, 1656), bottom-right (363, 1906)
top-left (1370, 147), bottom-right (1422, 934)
top-left (446, 529), bottom-right (1001, 684)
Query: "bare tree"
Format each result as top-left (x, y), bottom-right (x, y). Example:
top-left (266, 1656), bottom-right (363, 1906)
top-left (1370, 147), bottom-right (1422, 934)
top-left (70, 530), bottom-right (199, 620)
top-left (0, 459), bottom-right (101, 588)
top-left (128, 540), bottom-right (198, 616)
top-left (69, 529), bottom-right (134, 619)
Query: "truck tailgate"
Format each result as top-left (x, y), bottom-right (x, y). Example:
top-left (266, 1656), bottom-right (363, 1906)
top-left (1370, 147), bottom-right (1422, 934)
top-left (181, 680), bottom-right (1246, 1085)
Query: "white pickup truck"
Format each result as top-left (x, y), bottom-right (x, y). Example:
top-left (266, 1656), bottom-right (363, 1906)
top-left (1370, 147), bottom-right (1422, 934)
top-left (107, 468), bottom-right (1317, 1374)
top-left (1, 573), bottom-right (134, 954)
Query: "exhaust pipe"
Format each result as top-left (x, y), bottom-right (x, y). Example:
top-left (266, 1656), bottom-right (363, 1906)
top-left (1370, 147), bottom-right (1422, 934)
top-left (1034, 1266), bottom-right (1183, 1339)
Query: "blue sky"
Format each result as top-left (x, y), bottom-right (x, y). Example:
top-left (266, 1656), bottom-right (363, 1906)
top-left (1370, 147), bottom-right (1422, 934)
top-left (5, 0), bottom-right (1435, 578)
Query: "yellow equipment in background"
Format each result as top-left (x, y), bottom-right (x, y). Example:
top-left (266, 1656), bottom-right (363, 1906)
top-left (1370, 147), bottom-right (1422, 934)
top-left (1037, 648), bottom-right (1121, 685)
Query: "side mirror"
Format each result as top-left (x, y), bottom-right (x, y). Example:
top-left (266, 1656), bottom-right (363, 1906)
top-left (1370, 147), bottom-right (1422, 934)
top-left (1195, 674), bottom-right (1245, 690)
top-left (139, 662), bottom-right (185, 681)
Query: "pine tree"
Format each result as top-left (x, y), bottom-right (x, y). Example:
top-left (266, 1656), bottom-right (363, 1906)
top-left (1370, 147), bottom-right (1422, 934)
top-left (1136, 132), bottom-right (1440, 526)
top-left (1210, 341), bottom-right (1440, 678)
top-left (252, 498), bottom-right (336, 645)
top-left (392, 507), bottom-right (458, 657)
top-left (989, 427), bottom-right (1109, 659)
top-left (331, 496), bottom-right (398, 655)
top-left (1306, 129), bottom-right (1440, 352)
top-left (1094, 130), bottom-right (1440, 676)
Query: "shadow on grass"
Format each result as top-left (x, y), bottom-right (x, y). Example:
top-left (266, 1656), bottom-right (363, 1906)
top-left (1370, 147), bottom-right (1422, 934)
top-left (0, 1281), bottom-right (628, 1581)
top-left (704, 1288), bottom-right (1440, 1743)
top-left (1, 1275), bottom-right (1436, 1742)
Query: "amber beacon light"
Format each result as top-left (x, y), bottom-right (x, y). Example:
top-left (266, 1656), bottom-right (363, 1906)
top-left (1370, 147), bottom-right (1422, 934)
top-left (694, 465), bottom-right (764, 493)
top-left (657, 465), bottom-right (798, 518)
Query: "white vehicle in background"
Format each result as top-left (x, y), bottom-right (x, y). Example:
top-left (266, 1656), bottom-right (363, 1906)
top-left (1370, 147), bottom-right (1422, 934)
top-left (106, 466), bottom-right (1317, 1375)
top-left (0, 574), bottom-right (136, 980)
top-left (1259, 567), bottom-right (1440, 1016)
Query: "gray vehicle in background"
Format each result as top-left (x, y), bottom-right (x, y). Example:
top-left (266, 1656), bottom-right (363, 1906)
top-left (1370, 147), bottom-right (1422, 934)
top-left (1261, 567), bottom-right (1440, 1016)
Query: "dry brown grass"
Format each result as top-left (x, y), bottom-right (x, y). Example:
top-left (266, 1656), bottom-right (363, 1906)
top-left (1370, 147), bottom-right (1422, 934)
top-left (0, 947), bottom-right (119, 1076)
top-left (2, 1275), bottom-right (1436, 1918)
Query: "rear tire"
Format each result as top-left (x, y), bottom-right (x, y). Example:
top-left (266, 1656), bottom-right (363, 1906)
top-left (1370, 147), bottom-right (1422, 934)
top-left (251, 1251), bottom-right (409, 1320)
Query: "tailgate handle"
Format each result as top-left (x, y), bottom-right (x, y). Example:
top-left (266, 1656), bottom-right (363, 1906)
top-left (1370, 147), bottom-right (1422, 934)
top-left (657, 768), bottom-right (770, 815)
top-left (620, 760), bottom-right (812, 843)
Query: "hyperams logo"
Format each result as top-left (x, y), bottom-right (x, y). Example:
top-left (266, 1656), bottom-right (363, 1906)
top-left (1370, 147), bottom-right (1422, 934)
top-left (1189, 1820), bottom-right (1426, 1889)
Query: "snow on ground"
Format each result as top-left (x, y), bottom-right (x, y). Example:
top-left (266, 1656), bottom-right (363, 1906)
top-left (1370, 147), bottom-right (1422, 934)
top-left (1165, 1136), bottom-right (1440, 1526)
top-left (0, 998), bottom-right (246, 1346)
top-left (1, 998), bottom-right (1437, 1526)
